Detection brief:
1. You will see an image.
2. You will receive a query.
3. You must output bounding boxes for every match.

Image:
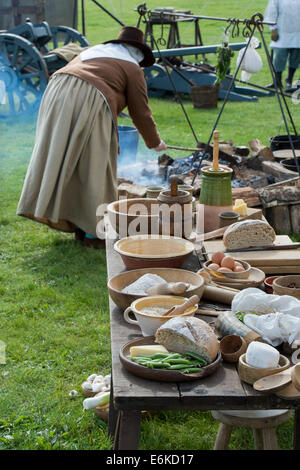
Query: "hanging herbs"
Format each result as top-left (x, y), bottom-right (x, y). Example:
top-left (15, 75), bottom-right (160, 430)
top-left (215, 42), bottom-right (234, 84)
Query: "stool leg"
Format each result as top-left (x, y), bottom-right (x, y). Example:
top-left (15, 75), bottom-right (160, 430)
top-left (253, 428), bottom-right (264, 450)
top-left (214, 423), bottom-right (233, 450)
top-left (262, 428), bottom-right (278, 450)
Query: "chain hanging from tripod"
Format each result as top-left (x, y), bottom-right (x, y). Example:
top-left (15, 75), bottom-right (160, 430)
top-left (140, 7), bottom-right (200, 145)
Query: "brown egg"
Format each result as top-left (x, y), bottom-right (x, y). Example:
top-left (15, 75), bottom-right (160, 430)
top-left (233, 265), bottom-right (245, 273)
top-left (218, 267), bottom-right (233, 273)
top-left (221, 256), bottom-right (235, 270)
top-left (211, 251), bottom-right (225, 265)
top-left (208, 263), bottom-right (220, 271)
top-left (234, 261), bottom-right (244, 269)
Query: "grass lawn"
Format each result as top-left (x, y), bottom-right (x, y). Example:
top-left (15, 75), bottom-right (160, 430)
top-left (0, 0), bottom-right (299, 450)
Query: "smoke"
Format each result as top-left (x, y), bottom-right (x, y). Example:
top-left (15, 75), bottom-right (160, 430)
top-left (0, 56), bottom-right (43, 119)
top-left (117, 126), bottom-right (165, 186)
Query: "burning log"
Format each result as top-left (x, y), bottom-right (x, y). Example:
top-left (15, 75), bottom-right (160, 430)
top-left (118, 183), bottom-right (147, 199)
top-left (262, 160), bottom-right (298, 179)
top-left (249, 139), bottom-right (274, 159)
top-left (232, 187), bottom-right (261, 207)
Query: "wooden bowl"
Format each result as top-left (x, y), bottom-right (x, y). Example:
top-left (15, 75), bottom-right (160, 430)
top-left (94, 403), bottom-right (109, 421)
top-left (238, 353), bottom-right (290, 385)
top-left (114, 235), bottom-right (195, 270)
top-left (220, 335), bottom-right (248, 363)
top-left (264, 276), bottom-right (281, 294)
top-left (107, 198), bottom-right (160, 236)
top-left (203, 259), bottom-right (251, 280)
top-left (108, 267), bottom-right (205, 310)
top-left (273, 275), bottom-right (300, 300)
top-left (81, 384), bottom-right (97, 397)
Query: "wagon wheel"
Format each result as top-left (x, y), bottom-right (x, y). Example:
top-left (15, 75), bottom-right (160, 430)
top-left (0, 33), bottom-right (48, 118)
top-left (41, 26), bottom-right (90, 53)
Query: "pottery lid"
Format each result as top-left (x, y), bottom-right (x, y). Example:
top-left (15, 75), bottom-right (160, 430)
top-left (201, 165), bottom-right (233, 176)
top-left (157, 189), bottom-right (192, 204)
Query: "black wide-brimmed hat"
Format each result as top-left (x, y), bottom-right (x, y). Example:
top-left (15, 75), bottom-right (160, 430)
top-left (103, 26), bottom-right (155, 67)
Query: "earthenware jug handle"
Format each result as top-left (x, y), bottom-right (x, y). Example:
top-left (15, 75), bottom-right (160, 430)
top-left (124, 307), bottom-right (138, 325)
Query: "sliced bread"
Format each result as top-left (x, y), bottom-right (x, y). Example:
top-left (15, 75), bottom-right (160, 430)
top-left (155, 316), bottom-right (219, 363)
top-left (223, 219), bottom-right (276, 250)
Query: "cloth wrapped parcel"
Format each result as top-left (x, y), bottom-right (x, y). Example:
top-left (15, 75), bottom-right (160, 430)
top-left (236, 37), bottom-right (263, 81)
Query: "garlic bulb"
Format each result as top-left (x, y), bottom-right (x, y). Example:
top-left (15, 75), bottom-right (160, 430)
top-left (82, 381), bottom-right (93, 390)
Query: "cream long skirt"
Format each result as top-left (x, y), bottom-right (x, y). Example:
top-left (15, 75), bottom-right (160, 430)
top-left (17, 74), bottom-right (118, 237)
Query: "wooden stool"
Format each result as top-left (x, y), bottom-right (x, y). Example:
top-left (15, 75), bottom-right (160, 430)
top-left (211, 410), bottom-right (292, 450)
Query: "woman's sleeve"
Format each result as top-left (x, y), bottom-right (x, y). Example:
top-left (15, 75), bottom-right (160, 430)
top-left (125, 67), bottom-right (161, 149)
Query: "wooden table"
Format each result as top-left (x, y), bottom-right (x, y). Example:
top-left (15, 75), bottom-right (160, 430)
top-left (105, 233), bottom-right (300, 450)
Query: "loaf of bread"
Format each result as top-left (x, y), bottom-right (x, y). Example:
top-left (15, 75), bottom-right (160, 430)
top-left (155, 316), bottom-right (219, 363)
top-left (223, 219), bottom-right (276, 250)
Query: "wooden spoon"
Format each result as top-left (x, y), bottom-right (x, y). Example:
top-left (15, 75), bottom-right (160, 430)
top-left (253, 368), bottom-right (293, 394)
top-left (163, 295), bottom-right (200, 317)
top-left (146, 282), bottom-right (190, 296)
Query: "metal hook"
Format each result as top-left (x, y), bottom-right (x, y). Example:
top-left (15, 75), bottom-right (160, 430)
top-left (250, 12), bottom-right (264, 30)
top-left (157, 12), bottom-right (167, 46)
top-left (224, 18), bottom-right (233, 37)
top-left (242, 19), bottom-right (253, 38)
top-left (231, 19), bottom-right (240, 38)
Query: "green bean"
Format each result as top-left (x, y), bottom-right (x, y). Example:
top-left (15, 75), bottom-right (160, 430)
top-left (147, 362), bottom-right (171, 368)
top-left (149, 353), bottom-right (170, 359)
top-left (182, 368), bottom-right (202, 374)
top-left (167, 364), bottom-right (196, 370)
top-left (167, 359), bottom-right (191, 365)
top-left (185, 352), bottom-right (208, 365)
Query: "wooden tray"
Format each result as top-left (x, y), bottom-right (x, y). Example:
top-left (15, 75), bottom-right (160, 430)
top-left (204, 235), bottom-right (300, 274)
top-left (119, 336), bottom-right (222, 383)
top-left (198, 267), bottom-right (265, 290)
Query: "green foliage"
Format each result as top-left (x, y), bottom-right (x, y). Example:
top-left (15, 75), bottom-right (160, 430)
top-left (215, 43), bottom-right (235, 84)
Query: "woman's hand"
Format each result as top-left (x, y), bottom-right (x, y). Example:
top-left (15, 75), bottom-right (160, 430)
top-left (154, 140), bottom-right (167, 152)
top-left (271, 29), bottom-right (279, 42)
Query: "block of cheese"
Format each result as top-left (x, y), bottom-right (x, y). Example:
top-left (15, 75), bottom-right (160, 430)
top-left (245, 341), bottom-right (279, 368)
top-left (130, 344), bottom-right (169, 357)
top-left (223, 219), bottom-right (276, 250)
top-left (233, 198), bottom-right (248, 216)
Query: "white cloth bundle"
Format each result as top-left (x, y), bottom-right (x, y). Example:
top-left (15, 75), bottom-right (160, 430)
top-left (244, 312), bottom-right (300, 347)
top-left (236, 37), bottom-right (263, 81)
top-left (232, 287), bottom-right (300, 318)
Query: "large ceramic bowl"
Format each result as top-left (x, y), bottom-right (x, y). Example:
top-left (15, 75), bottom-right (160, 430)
top-left (107, 198), bottom-right (160, 236)
top-left (114, 235), bottom-right (195, 270)
top-left (108, 267), bottom-right (205, 310)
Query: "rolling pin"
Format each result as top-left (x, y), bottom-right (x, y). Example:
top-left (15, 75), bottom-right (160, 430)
top-left (146, 282), bottom-right (190, 296)
top-left (164, 295), bottom-right (200, 316)
top-left (202, 285), bottom-right (238, 304)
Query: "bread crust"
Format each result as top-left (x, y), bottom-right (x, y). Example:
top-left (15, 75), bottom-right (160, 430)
top-left (223, 220), bottom-right (276, 250)
top-left (155, 316), bottom-right (219, 363)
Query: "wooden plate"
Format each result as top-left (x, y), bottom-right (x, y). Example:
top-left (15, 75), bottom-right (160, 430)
top-left (119, 336), bottom-right (222, 383)
top-left (197, 267), bottom-right (265, 290)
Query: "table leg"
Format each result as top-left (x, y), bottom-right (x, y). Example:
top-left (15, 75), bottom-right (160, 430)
top-left (294, 408), bottom-right (300, 450)
top-left (108, 376), bottom-right (118, 440)
top-left (113, 410), bottom-right (141, 450)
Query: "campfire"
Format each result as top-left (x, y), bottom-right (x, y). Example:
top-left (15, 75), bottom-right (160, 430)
top-left (117, 138), bottom-right (298, 208)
